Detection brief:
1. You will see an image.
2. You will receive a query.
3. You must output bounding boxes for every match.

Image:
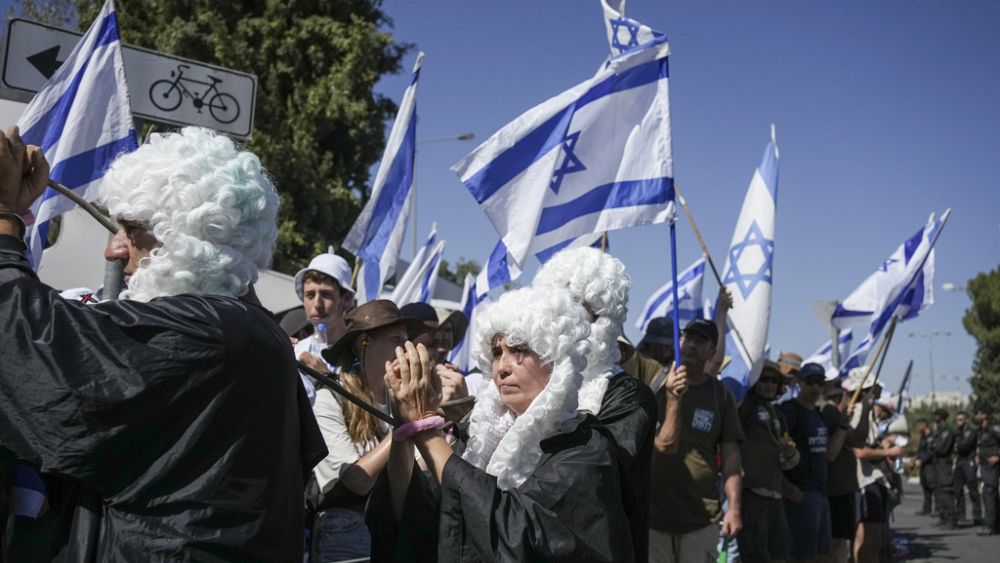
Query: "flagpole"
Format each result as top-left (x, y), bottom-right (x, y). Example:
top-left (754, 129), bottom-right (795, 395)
top-left (669, 219), bottom-right (681, 369)
top-left (601, 231), bottom-right (608, 252)
top-left (47, 179), bottom-right (117, 234)
top-left (849, 316), bottom-right (898, 407)
top-left (350, 256), bottom-right (362, 290)
top-left (896, 360), bottom-right (913, 413)
top-left (673, 183), bottom-right (753, 363)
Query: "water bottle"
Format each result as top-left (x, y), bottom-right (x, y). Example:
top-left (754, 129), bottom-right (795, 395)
top-left (310, 322), bottom-right (328, 356)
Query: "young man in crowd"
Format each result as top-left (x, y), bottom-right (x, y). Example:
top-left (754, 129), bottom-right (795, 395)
top-left (650, 318), bottom-right (743, 563)
top-left (294, 252), bottom-right (355, 376)
top-left (953, 411), bottom-right (982, 524)
top-left (779, 363), bottom-right (831, 563)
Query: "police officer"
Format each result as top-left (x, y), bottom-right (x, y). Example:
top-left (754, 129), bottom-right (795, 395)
top-left (914, 418), bottom-right (936, 515)
top-left (930, 409), bottom-right (957, 529)
top-left (954, 411), bottom-right (982, 524)
top-left (976, 408), bottom-right (1000, 536)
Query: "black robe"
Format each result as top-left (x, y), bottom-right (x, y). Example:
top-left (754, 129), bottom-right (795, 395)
top-left (369, 413), bottom-right (633, 562)
top-left (0, 235), bottom-right (327, 561)
top-left (596, 371), bottom-right (657, 563)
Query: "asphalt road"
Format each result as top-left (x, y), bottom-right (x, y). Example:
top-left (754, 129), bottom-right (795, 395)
top-left (892, 480), bottom-right (996, 561)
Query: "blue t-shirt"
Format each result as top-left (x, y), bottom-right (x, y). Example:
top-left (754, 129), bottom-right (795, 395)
top-left (779, 399), bottom-right (828, 493)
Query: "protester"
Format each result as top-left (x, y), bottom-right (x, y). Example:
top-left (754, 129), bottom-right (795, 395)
top-left (650, 317), bottom-right (743, 562)
top-left (930, 408), bottom-right (958, 529)
top-left (0, 126), bottom-right (326, 560)
top-left (976, 408), bottom-right (1000, 535)
top-left (846, 370), bottom-right (904, 562)
top-left (953, 411), bottom-right (982, 524)
top-left (294, 252), bottom-right (355, 373)
top-left (533, 246), bottom-right (658, 561)
top-left (638, 316), bottom-right (675, 367)
top-left (779, 362), bottom-right (831, 562)
top-left (737, 360), bottom-right (797, 563)
top-left (822, 379), bottom-right (870, 563)
top-left (308, 299), bottom-right (422, 561)
top-left (370, 286), bottom-right (634, 561)
top-left (913, 418), bottom-right (936, 516)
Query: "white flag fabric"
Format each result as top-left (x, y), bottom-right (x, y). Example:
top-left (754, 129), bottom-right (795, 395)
top-left (719, 137), bottom-right (780, 400)
top-left (448, 273), bottom-right (486, 375)
top-left (636, 257), bottom-right (706, 333)
top-left (391, 234), bottom-right (446, 306)
top-left (390, 223), bottom-right (436, 303)
top-left (838, 211), bottom-right (948, 373)
top-left (474, 240), bottom-right (522, 299)
top-left (343, 53), bottom-right (423, 303)
top-left (803, 329), bottom-right (853, 379)
top-left (601, 0), bottom-right (666, 59)
top-left (18, 0), bottom-right (138, 268)
top-left (453, 34), bottom-right (673, 277)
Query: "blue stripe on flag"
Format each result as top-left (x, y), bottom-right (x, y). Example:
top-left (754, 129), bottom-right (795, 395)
top-left (21, 13), bottom-right (121, 151)
top-left (486, 241), bottom-right (512, 289)
top-left (639, 261), bottom-right (704, 328)
top-left (464, 56), bottom-right (668, 204)
top-left (535, 177), bottom-right (673, 235)
top-left (758, 141), bottom-right (779, 202)
top-left (48, 133), bottom-right (138, 189)
top-left (358, 115), bottom-right (417, 261)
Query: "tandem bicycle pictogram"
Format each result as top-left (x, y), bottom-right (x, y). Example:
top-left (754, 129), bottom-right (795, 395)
top-left (148, 64), bottom-right (241, 124)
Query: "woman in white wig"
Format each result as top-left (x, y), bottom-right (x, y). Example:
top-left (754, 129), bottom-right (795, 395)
top-left (369, 286), bottom-right (633, 561)
top-left (533, 246), bottom-right (657, 562)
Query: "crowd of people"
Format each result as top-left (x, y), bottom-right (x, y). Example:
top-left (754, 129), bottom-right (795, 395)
top-left (0, 124), bottom-right (997, 563)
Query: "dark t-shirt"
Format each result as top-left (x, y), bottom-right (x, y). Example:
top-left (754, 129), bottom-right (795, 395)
top-left (649, 377), bottom-right (743, 533)
top-left (780, 399), bottom-right (828, 494)
top-left (739, 393), bottom-right (787, 494)
top-left (821, 404), bottom-right (859, 496)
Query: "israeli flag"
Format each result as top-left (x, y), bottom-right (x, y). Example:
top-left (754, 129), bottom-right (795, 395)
top-left (803, 329), bottom-right (853, 379)
top-left (391, 228), bottom-right (446, 306)
top-left (18, 0), bottom-right (138, 269)
top-left (448, 273), bottom-right (484, 374)
top-left (601, 0), bottom-right (666, 59)
top-left (719, 134), bottom-right (780, 401)
top-left (474, 240), bottom-right (522, 299)
top-left (343, 53), bottom-right (423, 303)
top-left (636, 257), bottom-right (706, 333)
top-left (838, 211), bottom-right (948, 373)
top-left (453, 32), bottom-right (673, 277)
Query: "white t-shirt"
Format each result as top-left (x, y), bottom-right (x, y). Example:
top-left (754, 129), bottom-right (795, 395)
top-left (312, 387), bottom-right (388, 493)
top-left (294, 334), bottom-right (340, 406)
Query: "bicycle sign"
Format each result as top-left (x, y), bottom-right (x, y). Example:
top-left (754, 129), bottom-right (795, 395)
top-left (0, 19), bottom-right (257, 138)
top-left (149, 65), bottom-right (241, 124)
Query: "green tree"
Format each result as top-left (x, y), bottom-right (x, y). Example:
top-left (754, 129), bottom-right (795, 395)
top-left (438, 257), bottom-right (481, 285)
top-left (5, 0), bottom-right (75, 25)
top-left (77, 0), bottom-right (409, 273)
top-left (964, 266), bottom-right (1000, 413)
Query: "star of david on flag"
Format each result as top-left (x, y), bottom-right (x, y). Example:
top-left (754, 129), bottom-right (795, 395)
top-left (601, 0), bottom-right (666, 59)
top-left (454, 22), bottom-right (673, 282)
top-left (636, 257), bottom-right (706, 333)
top-left (722, 220), bottom-right (774, 299)
top-left (719, 133), bottom-right (780, 401)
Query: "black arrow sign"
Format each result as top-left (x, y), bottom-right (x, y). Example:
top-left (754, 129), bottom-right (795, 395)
top-left (27, 45), bottom-right (64, 79)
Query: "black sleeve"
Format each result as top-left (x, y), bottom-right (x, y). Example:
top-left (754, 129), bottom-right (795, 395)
top-left (438, 434), bottom-right (633, 562)
top-left (0, 244), bottom-right (230, 487)
top-left (367, 465), bottom-right (441, 562)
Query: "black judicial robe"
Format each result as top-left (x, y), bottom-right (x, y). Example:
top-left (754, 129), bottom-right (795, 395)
top-left (368, 413), bottom-right (633, 562)
top-left (0, 235), bottom-right (327, 562)
top-left (597, 371), bottom-right (656, 563)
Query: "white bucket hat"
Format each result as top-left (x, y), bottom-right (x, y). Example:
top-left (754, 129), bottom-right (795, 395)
top-left (294, 253), bottom-right (355, 300)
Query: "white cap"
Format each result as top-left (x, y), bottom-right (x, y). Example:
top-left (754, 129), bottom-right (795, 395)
top-left (846, 367), bottom-right (878, 392)
top-left (294, 253), bottom-right (354, 300)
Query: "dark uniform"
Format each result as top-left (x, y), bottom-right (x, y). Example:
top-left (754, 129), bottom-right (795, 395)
top-left (930, 422), bottom-right (957, 527)
top-left (916, 429), bottom-right (936, 515)
top-left (954, 422), bottom-right (982, 522)
top-left (978, 423), bottom-right (1000, 534)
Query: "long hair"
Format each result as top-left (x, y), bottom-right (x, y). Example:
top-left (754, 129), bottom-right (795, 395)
top-left (100, 127), bottom-right (278, 302)
top-left (337, 327), bottom-right (392, 446)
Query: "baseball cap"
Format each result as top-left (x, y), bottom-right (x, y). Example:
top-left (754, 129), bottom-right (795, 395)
top-left (639, 317), bottom-right (674, 346)
top-left (681, 318), bottom-right (718, 344)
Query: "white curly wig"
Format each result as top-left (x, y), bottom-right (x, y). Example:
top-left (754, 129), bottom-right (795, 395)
top-left (533, 246), bottom-right (631, 414)
top-left (100, 127), bottom-right (279, 302)
top-left (462, 286), bottom-right (591, 490)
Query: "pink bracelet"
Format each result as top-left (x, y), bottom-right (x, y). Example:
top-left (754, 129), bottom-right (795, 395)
top-left (394, 416), bottom-right (446, 442)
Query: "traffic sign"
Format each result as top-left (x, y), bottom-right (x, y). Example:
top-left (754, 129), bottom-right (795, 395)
top-left (0, 18), bottom-right (257, 138)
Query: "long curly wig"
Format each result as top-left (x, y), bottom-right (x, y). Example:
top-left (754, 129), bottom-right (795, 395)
top-left (533, 247), bottom-right (631, 414)
top-left (462, 286), bottom-right (591, 490)
top-left (100, 127), bottom-right (279, 302)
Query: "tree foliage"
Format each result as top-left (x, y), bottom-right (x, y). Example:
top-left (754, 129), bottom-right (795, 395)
top-left (438, 257), bottom-right (481, 285)
top-left (963, 266), bottom-right (1000, 413)
top-left (5, 0), bottom-right (75, 26)
top-left (76, 0), bottom-right (409, 273)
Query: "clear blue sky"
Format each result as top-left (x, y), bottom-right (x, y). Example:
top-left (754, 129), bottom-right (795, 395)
top-left (373, 0), bottom-right (1000, 398)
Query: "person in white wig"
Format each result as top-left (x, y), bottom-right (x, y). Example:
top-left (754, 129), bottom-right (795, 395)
top-left (370, 286), bottom-right (633, 561)
top-left (0, 126), bottom-right (326, 560)
top-left (532, 245), bottom-right (657, 562)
